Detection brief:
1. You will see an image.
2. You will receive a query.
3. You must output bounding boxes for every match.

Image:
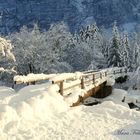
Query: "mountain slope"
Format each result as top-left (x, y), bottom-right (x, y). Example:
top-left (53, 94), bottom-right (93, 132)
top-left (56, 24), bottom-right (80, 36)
top-left (0, 0), bottom-right (140, 34)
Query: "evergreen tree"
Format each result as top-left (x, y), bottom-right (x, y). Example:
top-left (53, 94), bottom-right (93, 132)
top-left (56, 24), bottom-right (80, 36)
top-left (120, 32), bottom-right (129, 67)
top-left (108, 22), bottom-right (122, 67)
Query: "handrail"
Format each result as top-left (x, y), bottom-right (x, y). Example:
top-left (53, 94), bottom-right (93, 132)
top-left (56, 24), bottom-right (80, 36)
top-left (13, 67), bottom-right (128, 96)
top-left (51, 67), bottom-right (127, 95)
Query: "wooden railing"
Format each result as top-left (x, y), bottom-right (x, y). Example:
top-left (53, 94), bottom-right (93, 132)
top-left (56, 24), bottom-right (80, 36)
top-left (13, 67), bottom-right (128, 96)
top-left (51, 67), bottom-right (127, 96)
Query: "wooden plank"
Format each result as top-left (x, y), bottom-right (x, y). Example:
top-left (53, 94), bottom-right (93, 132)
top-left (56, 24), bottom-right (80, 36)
top-left (83, 72), bottom-right (100, 77)
top-left (64, 83), bottom-right (81, 91)
top-left (93, 74), bottom-right (95, 84)
top-left (100, 73), bottom-right (102, 79)
top-left (59, 81), bottom-right (64, 96)
top-left (52, 77), bottom-right (75, 84)
top-left (81, 77), bottom-right (85, 89)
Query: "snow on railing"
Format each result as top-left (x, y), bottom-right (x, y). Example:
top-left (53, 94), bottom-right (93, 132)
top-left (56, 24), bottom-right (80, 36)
top-left (51, 67), bottom-right (127, 96)
top-left (13, 67), bottom-right (128, 96)
top-left (14, 73), bottom-right (56, 84)
top-left (51, 72), bottom-right (83, 83)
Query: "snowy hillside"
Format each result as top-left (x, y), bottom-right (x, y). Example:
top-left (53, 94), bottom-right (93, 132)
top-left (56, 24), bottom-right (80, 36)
top-left (0, 0), bottom-right (140, 34)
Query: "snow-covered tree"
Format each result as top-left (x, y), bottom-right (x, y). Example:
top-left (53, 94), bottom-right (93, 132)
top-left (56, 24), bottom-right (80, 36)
top-left (9, 22), bottom-right (72, 74)
top-left (0, 37), bottom-right (15, 62)
top-left (0, 37), bottom-right (16, 86)
top-left (99, 26), bottom-right (110, 59)
top-left (120, 32), bottom-right (129, 67)
top-left (79, 23), bottom-right (103, 46)
top-left (46, 22), bottom-right (72, 61)
top-left (131, 33), bottom-right (140, 70)
top-left (65, 41), bottom-right (93, 71)
top-left (78, 24), bottom-right (107, 70)
top-left (10, 25), bottom-right (48, 74)
top-left (108, 22), bottom-right (122, 67)
top-left (129, 66), bottom-right (140, 89)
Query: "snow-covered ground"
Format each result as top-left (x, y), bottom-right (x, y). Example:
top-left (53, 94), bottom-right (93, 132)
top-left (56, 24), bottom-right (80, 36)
top-left (0, 85), bottom-right (140, 140)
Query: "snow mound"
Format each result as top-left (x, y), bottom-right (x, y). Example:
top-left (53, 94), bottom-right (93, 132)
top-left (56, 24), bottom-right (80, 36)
top-left (0, 86), bottom-right (15, 104)
top-left (12, 84), bottom-right (69, 118)
top-left (0, 85), bottom-right (69, 136)
top-left (106, 77), bottom-right (115, 86)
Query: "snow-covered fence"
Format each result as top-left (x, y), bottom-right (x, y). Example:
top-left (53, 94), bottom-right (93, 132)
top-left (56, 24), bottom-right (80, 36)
top-left (51, 72), bottom-right (83, 95)
top-left (13, 67), bottom-right (128, 97)
top-left (51, 67), bottom-right (128, 96)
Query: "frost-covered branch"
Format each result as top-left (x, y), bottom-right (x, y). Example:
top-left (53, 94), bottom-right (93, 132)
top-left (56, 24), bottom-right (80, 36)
top-left (0, 37), bottom-right (15, 62)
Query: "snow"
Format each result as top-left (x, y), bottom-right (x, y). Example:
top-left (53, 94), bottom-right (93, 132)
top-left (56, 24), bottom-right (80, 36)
top-left (103, 89), bottom-right (129, 108)
top-left (84, 88), bottom-right (129, 108)
top-left (128, 67), bottom-right (140, 89)
top-left (0, 85), bottom-right (140, 139)
top-left (64, 89), bottom-right (86, 105)
top-left (63, 76), bottom-right (107, 106)
top-left (0, 86), bottom-right (15, 104)
top-left (14, 73), bottom-right (56, 84)
top-left (106, 77), bottom-right (115, 86)
top-left (0, 37), bottom-right (15, 61)
top-left (13, 67), bottom-right (127, 107)
top-left (84, 88), bottom-right (140, 109)
top-left (14, 72), bottom-right (83, 85)
top-left (0, 66), bottom-right (139, 139)
top-left (0, 67), bottom-right (5, 72)
top-left (125, 90), bottom-right (140, 107)
top-left (51, 72), bottom-right (83, 83)
top-left (0, 67), bottom-right (17, 73)
top-left (0, 85), bottom-right (69, 138)
top-left (63, 79), bottom-right (81, 90)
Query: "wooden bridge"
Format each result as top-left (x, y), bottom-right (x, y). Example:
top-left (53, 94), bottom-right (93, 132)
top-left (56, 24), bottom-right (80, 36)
top-left (13, 67), bottom-right (128, 106)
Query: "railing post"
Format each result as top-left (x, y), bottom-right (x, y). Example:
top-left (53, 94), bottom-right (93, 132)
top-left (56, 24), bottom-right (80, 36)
top-left (114, 70), bottom-right (115, 75)
top-left (32, 81), bottom-right (36, 85)
top-left (59, 81), bottom-right (64, 96)
top-left (105, 71), bottom-right (107, 77)
top-left (100, 73), bottom-right (102, 79)
top-left (93, 74), bottom-right (95, 84)
top-left (81, 77), bottom-right (85, 89)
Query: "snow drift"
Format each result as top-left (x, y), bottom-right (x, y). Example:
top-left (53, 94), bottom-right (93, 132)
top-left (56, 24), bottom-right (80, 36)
top-left (0, 85), bottom-right (140, 140)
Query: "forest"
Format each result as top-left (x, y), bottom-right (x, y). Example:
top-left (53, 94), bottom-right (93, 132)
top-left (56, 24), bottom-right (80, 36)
top-left (0, 22), bottom-right (140, 85)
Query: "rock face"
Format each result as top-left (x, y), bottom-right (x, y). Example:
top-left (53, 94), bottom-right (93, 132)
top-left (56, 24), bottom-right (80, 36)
top-left (0, 0), bottom-right (140, 34)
